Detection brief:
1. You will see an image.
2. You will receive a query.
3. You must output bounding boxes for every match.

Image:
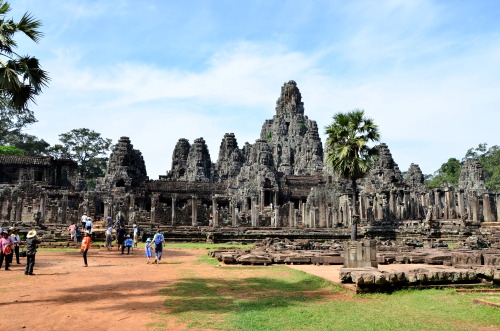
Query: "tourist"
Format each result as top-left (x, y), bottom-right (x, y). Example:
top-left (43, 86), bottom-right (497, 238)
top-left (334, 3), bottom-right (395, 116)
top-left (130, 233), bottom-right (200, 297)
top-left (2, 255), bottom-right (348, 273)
top-left (85, 217), bottom-right (93, 234)
top-left (74, 225), bottom-right (81, 243)
top-left (25, 230), bottom-right (42, 275)
top-left (81, 232), bottom-right (91, 267)
top-left (145, 238), bottom-right (152, 263)
top-left (114, 217), bottom-right (121, 229)
top-left (106, 216), bottom-right (112, 228)
top-left (133, 224), bottom-right (139, 248)
top-left (116, 225), bottom-right (126, 251)
top-left (0, 230), bottom-right (14, 270)
top-left (152, 229), bottom-right (165, 264)
top-left (81, 213), bottom-right (87, 230)
top-left (105, 226), bottom-right (113, 250)
top-left (68, 223), bottom-right (76, 240)
top-left (122, 235), bottom-right (133, 255)
top-left (10, 228), bottom-right (21, 264)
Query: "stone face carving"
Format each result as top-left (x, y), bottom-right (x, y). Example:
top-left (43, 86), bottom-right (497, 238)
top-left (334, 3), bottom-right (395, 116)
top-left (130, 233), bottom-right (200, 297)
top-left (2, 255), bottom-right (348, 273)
top-left (364, 143), bottom-right (403, 193)
top-left (459, 158), bottom-right (486, 193)
top-left (185, 138), bottom-right (212, 182)
top-left (260, 80), bottom-right (323, 176)
top-left (214, 133), bottom-right (243, 182)
top-left (167, 138), bottom-right (191, 181)
top-left (405, 163), bottom-right (425, 191)
top-left (97, 136), bottom-right (147, 190)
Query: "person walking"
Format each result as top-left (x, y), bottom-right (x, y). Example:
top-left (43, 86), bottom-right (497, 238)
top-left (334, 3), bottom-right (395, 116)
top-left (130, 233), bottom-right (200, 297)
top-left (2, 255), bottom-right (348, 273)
top-left (10, 228), bottom-right (21, 264)
top-left (0, 230), bottom-right (14, 270)
top-left (133, 224), bottom-right (139, 248)
top-left (145, 238), bottom-right (152, 264)
top-left (81, 232), bottom-right (91, 267)
top-left (25, 230), bottom-right (42, 275)
top-left (68, 223), bottom-right (76, 240)
top-left (105, 227), bottom-right (113, 250)
top-left (152, 229), bottom-right (165, 264)
top-left (116, 225), bottom-right (126, 251)
top-left (122, 235), bottom-right (133, 255)
top-left (74, 225), bottom-right (81, 243)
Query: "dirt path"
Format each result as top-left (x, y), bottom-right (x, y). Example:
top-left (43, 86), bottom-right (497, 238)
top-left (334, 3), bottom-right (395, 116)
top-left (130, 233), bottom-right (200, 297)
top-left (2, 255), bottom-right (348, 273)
top-left (0, 248), bottom-right (199, 331)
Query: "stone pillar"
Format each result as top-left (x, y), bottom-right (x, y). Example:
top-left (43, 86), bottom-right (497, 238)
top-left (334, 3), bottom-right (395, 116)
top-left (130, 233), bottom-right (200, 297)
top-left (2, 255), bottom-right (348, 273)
top-left (260, 189), bottom-right (265, 211)
top-left (289, 203), bottom-right (295, 228)
top-left (191, 196), bottom-right (198, 226)
top-left (472, 196), bottom-right (479, 222)
top-left (389, 190), bottom-right (396, 220)
top-left (39, 194), bottom-right (46, 223)
top-left (150, 194), bottom-right (158, 224)
top-left (251, 197), bottom-right (258, 227)
top-left (61, 192), bottom-right (68, 224)
top-left (496, 195), bottom-right (500, 222)
top-left (274, 207), bottom-right (279, 227)
top-left (343, 240), bottom-right (378, 268)
top-left (457, 191), bottom-right (465, 219)
top-left (360, 195), bottom-right (367, 221)
top-left (483, 194), bottom-right (493, 222)
top-left (301, 201), bottom-right (306, 227)
top-left (171, 194), bottom-right (177, 226)
top-left (212, 196), bottom-right (218, 227)
top-left (232, 206), bottom-right (238, 227)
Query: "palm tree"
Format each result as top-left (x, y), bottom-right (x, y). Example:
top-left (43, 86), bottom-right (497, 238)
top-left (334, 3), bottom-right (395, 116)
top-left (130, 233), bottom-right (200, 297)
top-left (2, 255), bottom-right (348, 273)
top-left (0, 0), bottom-right (49, 111)
top-left (325, 109), bottom-right (380, 240)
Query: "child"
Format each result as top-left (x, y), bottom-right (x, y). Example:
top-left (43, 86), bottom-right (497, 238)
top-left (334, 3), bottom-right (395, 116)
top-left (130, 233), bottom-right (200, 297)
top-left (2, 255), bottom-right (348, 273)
top-left (123, 235), bottom-right (133, 255)
top-left (81, 231), bottom-right (91, 267)
top-left (145, 238), bottom-right (152, 263)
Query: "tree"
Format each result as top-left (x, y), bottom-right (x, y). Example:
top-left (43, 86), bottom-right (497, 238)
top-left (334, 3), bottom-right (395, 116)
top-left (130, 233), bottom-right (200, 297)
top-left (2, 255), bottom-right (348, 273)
top-left (0, 101), bottom-right (36, 143)
top-left (49, 128), bottom-right (112, 185)
top-left (0, 145), bottom-right (24, 155)
top-left (426, 158), bottom-right (461, 188)
top-left (0, 1), bottom-right (49, 111)
top-left (325, 109), bottom-right (380, 240)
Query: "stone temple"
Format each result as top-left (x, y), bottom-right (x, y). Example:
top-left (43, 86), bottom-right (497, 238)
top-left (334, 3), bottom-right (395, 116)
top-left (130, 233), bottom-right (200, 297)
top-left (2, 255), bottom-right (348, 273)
top-left (0, 81), bottom-right (499, 245)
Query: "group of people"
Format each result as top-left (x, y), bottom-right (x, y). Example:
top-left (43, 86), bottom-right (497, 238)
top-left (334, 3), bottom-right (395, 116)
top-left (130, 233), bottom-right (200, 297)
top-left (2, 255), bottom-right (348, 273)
top-left (0, 227), bottom-right (42, 275)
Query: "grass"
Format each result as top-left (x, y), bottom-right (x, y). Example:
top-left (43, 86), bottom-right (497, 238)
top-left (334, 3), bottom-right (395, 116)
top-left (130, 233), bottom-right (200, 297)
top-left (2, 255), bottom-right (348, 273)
top-left (153, 250), bottom-right (500, 331)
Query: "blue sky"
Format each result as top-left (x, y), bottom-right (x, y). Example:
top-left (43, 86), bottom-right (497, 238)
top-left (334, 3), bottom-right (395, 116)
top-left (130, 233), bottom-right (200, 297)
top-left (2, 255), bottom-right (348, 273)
top-left (11, 0), bottom-right (500, 178)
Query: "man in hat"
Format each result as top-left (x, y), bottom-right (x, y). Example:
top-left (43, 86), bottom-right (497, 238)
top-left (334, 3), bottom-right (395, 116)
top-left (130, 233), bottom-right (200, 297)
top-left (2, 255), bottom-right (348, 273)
top-left (25, 230), bottom-right (42, 275)
top-left (10, 228), bottom-right (21, 264)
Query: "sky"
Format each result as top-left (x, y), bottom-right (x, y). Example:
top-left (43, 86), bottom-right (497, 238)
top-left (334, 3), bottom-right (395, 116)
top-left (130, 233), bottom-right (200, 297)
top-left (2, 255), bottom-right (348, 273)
top-left (10, 0), bottom-right (500, 179)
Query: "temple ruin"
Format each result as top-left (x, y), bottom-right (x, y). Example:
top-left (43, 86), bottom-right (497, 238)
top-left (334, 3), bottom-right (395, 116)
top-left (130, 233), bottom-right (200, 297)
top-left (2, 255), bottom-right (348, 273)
top-left (0, 80), bottom-right (498, 246)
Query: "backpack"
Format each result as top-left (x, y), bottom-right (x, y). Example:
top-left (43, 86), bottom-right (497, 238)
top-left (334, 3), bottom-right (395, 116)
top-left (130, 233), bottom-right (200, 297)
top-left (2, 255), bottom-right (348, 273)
top-left (155, 234), bottom-right (163, 245)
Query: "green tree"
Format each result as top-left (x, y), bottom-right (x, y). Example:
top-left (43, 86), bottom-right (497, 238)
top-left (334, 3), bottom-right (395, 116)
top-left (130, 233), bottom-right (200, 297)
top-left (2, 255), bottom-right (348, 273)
top-left (0, 145), bottom-right (24, 155)
top-left (325, 109), bottom-right (380, 240)
top-left (464, 143), bottom-right (500, 191)
top-left (0, 1), bottom-right (49, 111)
top-left (49, 128), bottom-right (112, 185)
top-left (427, 157), bottom-right (461, 188)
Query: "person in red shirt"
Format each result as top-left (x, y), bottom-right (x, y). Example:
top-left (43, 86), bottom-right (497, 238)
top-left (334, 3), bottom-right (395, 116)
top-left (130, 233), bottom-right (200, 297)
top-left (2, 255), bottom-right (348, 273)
top-left (81, 232), bottom-right (91, 267)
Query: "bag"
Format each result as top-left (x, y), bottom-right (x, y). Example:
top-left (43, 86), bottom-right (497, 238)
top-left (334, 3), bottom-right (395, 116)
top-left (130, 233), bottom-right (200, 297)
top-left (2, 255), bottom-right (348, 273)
top-left (20, 250), bottom-right (27, 257)
top-left (3, 245), bottom-right (12, 255)
top-left (155, 234), bottom-right (163, 245)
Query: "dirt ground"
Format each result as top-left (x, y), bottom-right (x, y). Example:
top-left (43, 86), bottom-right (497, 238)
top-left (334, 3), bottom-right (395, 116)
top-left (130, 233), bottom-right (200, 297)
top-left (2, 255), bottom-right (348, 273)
top-left (0, 247), bottom-right (442, 331)
top-left (0, 247), bottom-right (198, 331)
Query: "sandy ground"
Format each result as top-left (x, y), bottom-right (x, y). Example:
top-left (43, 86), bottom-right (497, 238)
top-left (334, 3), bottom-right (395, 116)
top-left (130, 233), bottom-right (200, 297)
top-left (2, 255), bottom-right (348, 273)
top-left (0, 247), bottom-right (195, 331)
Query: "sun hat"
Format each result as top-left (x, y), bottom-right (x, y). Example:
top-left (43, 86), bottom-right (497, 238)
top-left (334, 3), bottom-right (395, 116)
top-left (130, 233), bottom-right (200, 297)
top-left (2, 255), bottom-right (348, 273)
top-left (146, 238), bottom-right (151, 242)
top-left (27, 230), bottom-right (37, 238)
top-left (2, 230), bottom-right (8, 235)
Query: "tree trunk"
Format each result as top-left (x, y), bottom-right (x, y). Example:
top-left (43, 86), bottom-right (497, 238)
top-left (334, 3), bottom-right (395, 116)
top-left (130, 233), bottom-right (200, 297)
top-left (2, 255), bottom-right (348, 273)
top-left (351, 178), bottom-right (358, 241)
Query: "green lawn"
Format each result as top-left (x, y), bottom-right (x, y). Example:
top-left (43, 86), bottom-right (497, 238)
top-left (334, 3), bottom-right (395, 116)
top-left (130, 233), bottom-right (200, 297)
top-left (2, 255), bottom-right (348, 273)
top-left (150, 251), bottom-right (500, 331)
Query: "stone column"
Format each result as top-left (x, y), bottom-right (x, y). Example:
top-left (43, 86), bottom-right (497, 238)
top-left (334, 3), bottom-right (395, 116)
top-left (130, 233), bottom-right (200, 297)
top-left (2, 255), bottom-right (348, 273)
top-left (150, 194), bottom-right (158, 224)
top-left (212, 196), bottom-right (218, 227)
top-left (496, 194), bottom-right (500, 222)
top-left (61, 192), bottom-right (68, 224)
top-left (289, 202), bottom-right (295, 228)
top-left (171, 194), bottom-right (177, 226)
top-left (389, 190), bottom-right (396, 219)
top-left (483, 194), bottom-right (494, 222)
top-left (472, 196), bottom-right (479, 222)
top-left (457, 191), bottom-right (465, 219)
top-left (251, 196), bottom-right (258, 227)
top-left (274, 207), bottom-right (279, 227)
top-left (260, 189), bottom-right (265, 211)
top-left (232, 206), bottom-right (238, 227)
top-left (39, 193), bottom-right (46, 223)
top-left (360, 195), bottom-right (367, 221)
top-left (191, 196), bottom-right (198, 226)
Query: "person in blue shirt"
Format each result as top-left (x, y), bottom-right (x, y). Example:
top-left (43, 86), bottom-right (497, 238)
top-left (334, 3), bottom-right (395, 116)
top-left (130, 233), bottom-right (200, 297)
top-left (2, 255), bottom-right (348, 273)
top-left (145, 238), bottom-right (153, 263)
top-left (152, 229), bottom-right (165, 264)
top-left (122, 235), bottom-right (133, 255)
